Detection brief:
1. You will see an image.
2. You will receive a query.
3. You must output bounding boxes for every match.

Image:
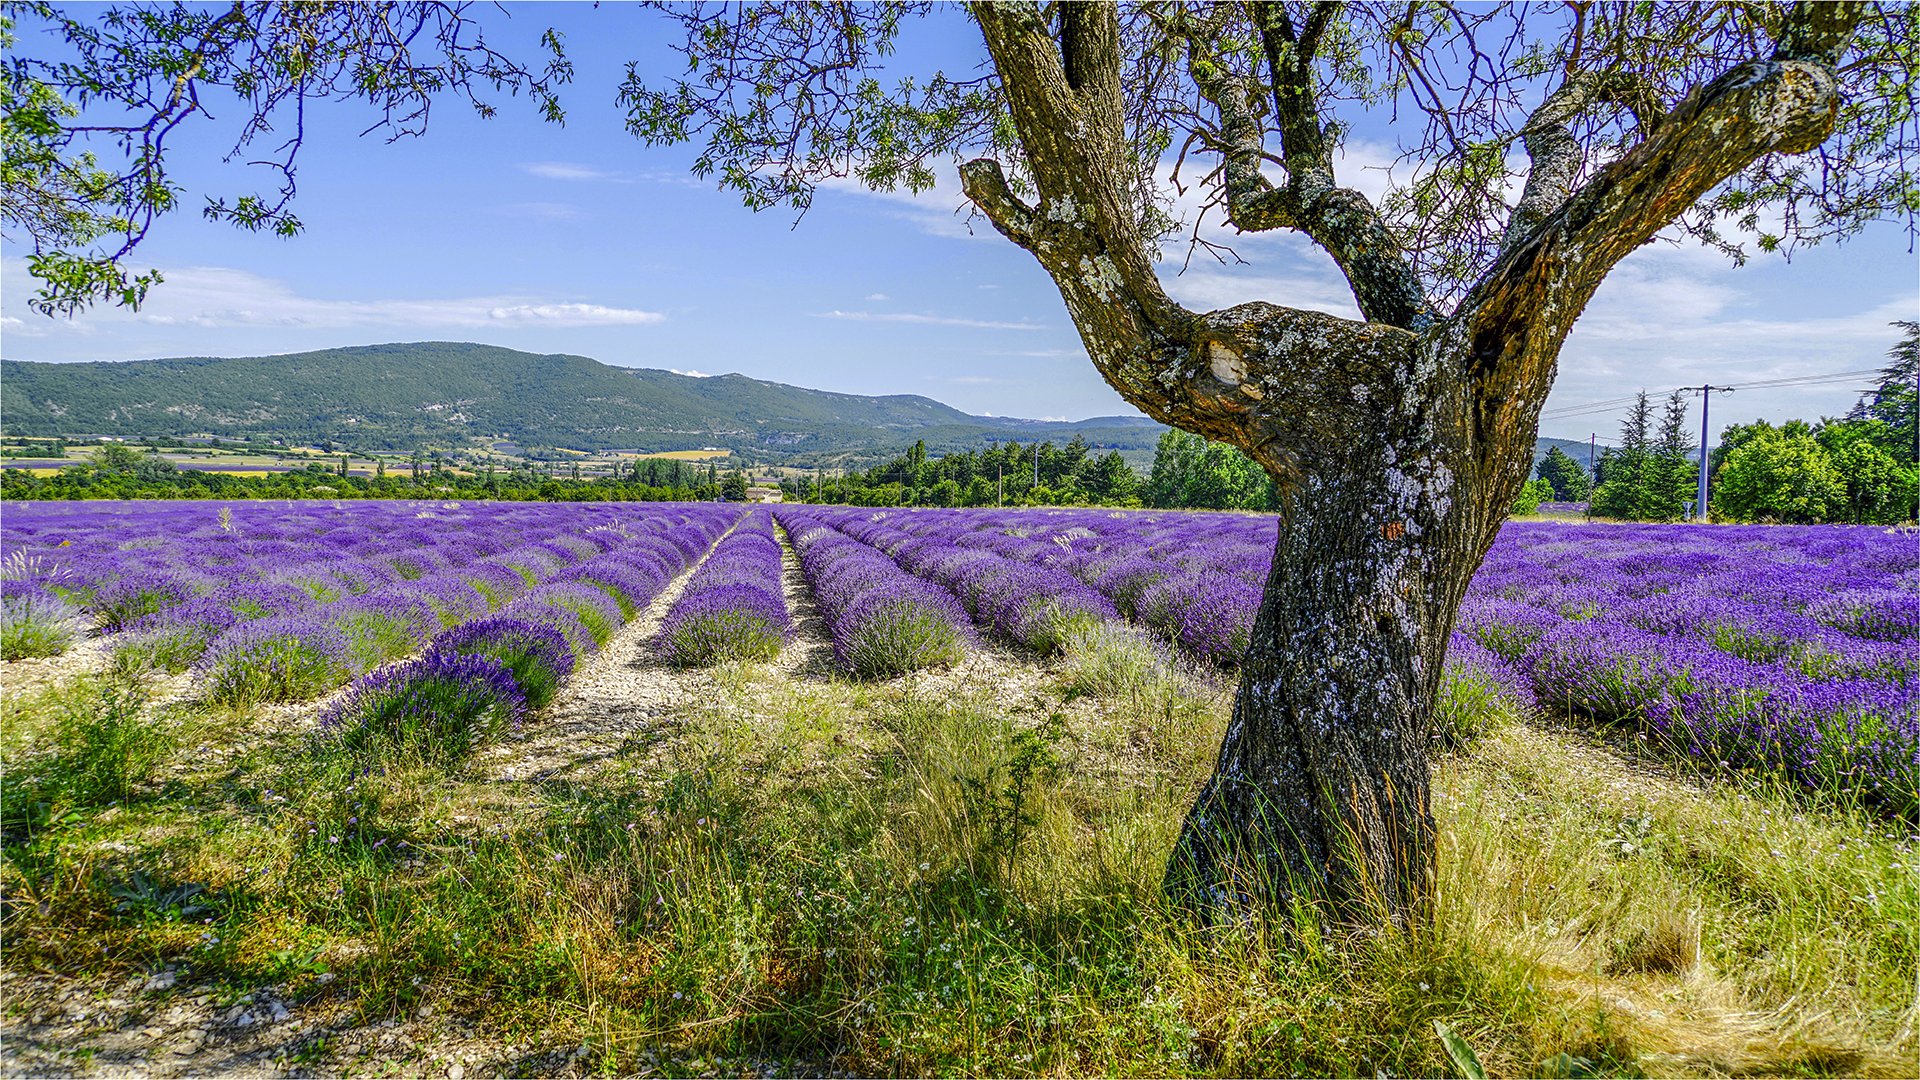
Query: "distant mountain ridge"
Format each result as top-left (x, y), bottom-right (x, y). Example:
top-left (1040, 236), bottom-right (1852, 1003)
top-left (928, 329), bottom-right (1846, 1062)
top-left (1, 341), bottom-right (1576, 468)
top-left (0, 342), bottom-right (1162, 461)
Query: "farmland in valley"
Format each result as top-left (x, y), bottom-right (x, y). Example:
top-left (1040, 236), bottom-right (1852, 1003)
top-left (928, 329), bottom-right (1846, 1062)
top-left (2, 501), bottom-right (1915, 1075)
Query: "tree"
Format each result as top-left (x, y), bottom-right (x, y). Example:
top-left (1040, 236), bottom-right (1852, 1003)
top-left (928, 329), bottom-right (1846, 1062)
top-left (1145, 428), bottom-right (1273, 509)
top-left (24, 2), bottom-right (1917, 928)
top-left (1510, 477), bottom-right (1555, 515)
top-left (1535, 446), bottom-right (1591, 502)
top-left (88, 442), bottom-right (142, 473)
top-left (720, 471), bottom-right (749, 501)
top-left (1649, 389), bottom-right (1698, 520)
top-left (1590, 392), bottom-right (1654, 520)
top-left (1818, 417), bottom-right (1918, 523)
top-left (1852, 321), bottom-right (1919, 467)
top-left (1082, 450), bottom-right (1140, 504)
top-left (1714, 426), bottom-right (1846, 522)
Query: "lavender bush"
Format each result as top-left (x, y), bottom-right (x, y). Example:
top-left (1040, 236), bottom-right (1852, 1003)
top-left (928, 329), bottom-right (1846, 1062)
top-left (659, 586), bottom-right (789, 665)
top-left (431, 616), bottom-right (575, 709)
top-left (325, 593), bottom-right (441, 672)
top-left (87, 570), bottom-right (196, 631)
top-left (197, 616), bottom-right (353, 704)
top-left (779, 511), bottom-right (973, 677)
top-left (321, 650), bottom-right (526, 765)
top-left (1436, 636), bottom-right (1536, 745)
top-left (1, 585), bottom-right (87, 660)
top-left (657, 512), bottom-right (791, 666)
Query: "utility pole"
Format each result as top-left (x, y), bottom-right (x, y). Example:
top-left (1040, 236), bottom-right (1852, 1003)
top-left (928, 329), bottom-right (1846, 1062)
top-left (1033, 442), bottom-right (1040, 489)
top-left (997, 464), bottom-right (1004, 507)
top-left (1688, 384), bottom-right (1735, 521)
top-left (1587, 432), bottom-right (1596, 523)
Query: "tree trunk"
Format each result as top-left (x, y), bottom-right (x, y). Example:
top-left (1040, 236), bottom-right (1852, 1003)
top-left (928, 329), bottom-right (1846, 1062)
top-left (1155, 322), bottom-right (1501, 927)
top-left (1163, 469), bottom-right (1454, 926)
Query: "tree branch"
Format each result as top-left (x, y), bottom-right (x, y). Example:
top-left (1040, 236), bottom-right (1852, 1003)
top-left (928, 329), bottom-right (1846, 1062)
top-left (964, 1), bottom-right (1191, 394)
top-left (1502, 69), bottom-right (1660, 253)
top-left (957, 158), bottom-right (1036, 247)
top-left (1175, 1), bottom-right (1434, 330)
top-left (1460, 3), bottom-right (1868, 484)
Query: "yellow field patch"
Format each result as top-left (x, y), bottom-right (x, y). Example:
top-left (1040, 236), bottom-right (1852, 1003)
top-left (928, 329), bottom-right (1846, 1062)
top-left (624, 449), bottom-right (732, 461)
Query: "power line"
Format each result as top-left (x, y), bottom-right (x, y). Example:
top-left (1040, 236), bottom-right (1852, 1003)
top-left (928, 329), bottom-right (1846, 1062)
top-left (1540, 368), bottom-right (1883, 421)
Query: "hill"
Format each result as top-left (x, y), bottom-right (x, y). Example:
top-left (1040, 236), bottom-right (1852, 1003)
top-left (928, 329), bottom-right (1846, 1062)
top-left (0, 342), bottom-right (1161, 461)
top-left (1534, 435), bottom-right (1604, 469)
top-left (1, 341), bottom-right (1575, 468)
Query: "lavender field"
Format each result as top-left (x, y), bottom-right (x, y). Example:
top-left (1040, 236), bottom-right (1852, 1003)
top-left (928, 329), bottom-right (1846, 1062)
top-left (3, 501), bottom-right (1915, 816)
top-left (4, 499), bottom-right (1918, 1075)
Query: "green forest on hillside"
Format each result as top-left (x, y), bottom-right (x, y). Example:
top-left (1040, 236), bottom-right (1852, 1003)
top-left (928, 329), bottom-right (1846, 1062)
top-left (0, 343), bottom-right (1165, 463)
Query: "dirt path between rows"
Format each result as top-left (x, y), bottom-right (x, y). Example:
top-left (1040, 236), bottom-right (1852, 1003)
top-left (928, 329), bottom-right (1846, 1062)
top-left (768, 520), bottom-right (836, 682)
top-left (474, 526), bottom-right (738, 786)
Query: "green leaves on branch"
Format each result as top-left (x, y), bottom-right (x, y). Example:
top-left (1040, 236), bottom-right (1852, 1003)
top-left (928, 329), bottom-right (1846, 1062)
top-left (617, 2), bottom-right (1008, 217)
top-left (2, 1), bottom-right (571, 316)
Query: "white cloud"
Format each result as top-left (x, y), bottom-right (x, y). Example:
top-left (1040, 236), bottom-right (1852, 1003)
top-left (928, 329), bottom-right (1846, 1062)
top-left (813, 309), bottom-right (1044, 331)
top-left (500, 201), bottom-right (586, 221)
top-left (520, 161), bottom-right (629, 182)
top-left (864, 292), bottom-right (891, 301)
top-left (1571, 248), bottom-right (1904, 359)
top-left (486, 303), bottom-right (663, 325)
top-left (813, 169), bottom-right (983, 240)
top-left (1543, 245), bottom-right (1912, 437)
top-left (670, 368), bottom-right (715, 377)
top-left (1160, 265), bottom-right (1361, 319)
top-left (2, 262), bottom-right (666, 332)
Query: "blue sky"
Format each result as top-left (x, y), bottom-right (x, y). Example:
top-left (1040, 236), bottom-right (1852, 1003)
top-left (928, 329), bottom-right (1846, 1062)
top-left (3, 4), bottom-right (1914, 443)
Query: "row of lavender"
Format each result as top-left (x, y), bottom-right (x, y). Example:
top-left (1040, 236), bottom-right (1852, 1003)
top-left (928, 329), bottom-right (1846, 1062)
top-left (656, 510), bottom-right (791, 666)
top-left (797, 507), bottom-right (1258, 662)
top-left (778, 508), bottom-right (979, 678)
top-left (1461, 524), bottom-right (1918, 814)
top-left (0, 501), bottom-right (737, 705)
top-left (316, 510), bottom-right (737, 766)
top-left (818, 508), bottom-right (1916, 814)
top-left (786, 508), bottom-right (1118, 652)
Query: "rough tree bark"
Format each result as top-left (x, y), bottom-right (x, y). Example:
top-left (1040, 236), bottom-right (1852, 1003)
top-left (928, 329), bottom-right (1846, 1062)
top-left (959, 0), bottom-right (1865, 926)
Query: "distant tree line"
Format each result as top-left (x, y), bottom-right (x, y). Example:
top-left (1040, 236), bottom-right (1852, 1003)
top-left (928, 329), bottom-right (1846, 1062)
top-left (0, 445), bottom-right (729, 503)
top-left (784, 436), bottom-right (1141, 507)
top-left (784, 430), bottom-right (1308, 512)
top-left (1535, 323), bottom-right (1918, 524)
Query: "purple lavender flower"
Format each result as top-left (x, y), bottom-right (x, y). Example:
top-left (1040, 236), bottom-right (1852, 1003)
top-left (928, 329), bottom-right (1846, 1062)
top-left (197, 616), bottom-right (352, 704)
top-left (658, 584), bottom-right (789, 666)
top-left (551, 562), bottom-right (666, 617)
top-left (779, 510), bottom-right (974, 677)
top-left (87, 569), bottom-right (196, 631)
top-left (321, 650), bottom-right (526, 765)
top-left (1, 586), bottom-right (87, 660)
top-left (324, 592), bottom-right (441, 672)
top-left (656, 513), bottom-right (792, 666)
top-left (432, 616), bottom-right (575, 709)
